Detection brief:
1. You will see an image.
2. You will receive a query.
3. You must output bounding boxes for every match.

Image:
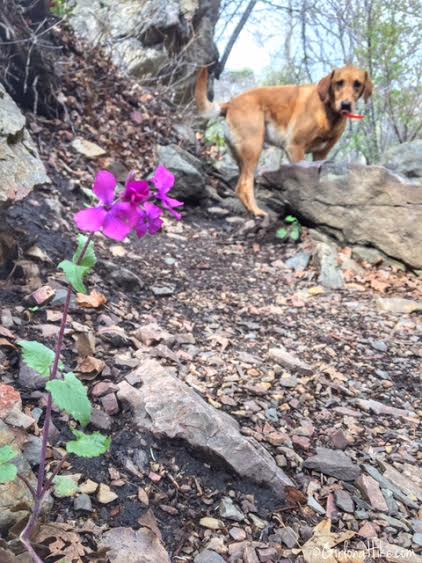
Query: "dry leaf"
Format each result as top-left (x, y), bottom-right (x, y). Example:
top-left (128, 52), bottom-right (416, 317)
top-left (0, 326), bottom-right (15, 339)
top-left (0, 338), bottom-right (18, 350)
top-left (77, 355), bottom-right (105, 375)
top-left (138, 509), bottom-right (162, 540)
top-left (35, 522), bottom-right (86, 562)
top-left (345, 283), bottom-right (366, 291)
top-left (308, 286), bottom-right (325, 296)
top-left (209, 334), bottom-right (230, 351)
top-left (25, 245), bottom-right (53, 264)
top-left (297, 519), bottom-right (363, 563)
top-left (322, 365), bottom-right (348, 383)
top-left (77, 290), bottom-right (107, 308)
top-left (110, 245), bottom-right (127, 257)
top-left (285, 485), bottom-right (307, 505)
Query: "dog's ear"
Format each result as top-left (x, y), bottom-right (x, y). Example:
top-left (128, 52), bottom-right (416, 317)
top-left (317, 70), bottom-right (335, 103)
top-left (362, 71), bottom-right (373, 102)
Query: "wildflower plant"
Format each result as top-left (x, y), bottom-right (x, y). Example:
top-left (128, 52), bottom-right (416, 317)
top-left (0, 165), bottom-right (182, 562)
top-left (276, 215), bottom-right (302, 243)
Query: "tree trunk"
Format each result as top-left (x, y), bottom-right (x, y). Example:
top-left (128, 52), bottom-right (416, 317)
top-left (215, 0), bottom-right (257, 78)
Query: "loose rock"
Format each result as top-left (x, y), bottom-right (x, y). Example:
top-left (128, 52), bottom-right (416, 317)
top-left (304, 447), bottom-right (361, 481)
top-left (117, 366), bottom-right (294, 496)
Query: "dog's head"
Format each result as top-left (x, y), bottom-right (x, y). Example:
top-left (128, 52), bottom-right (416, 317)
top-left (317, 66), bottom-right (373, 115)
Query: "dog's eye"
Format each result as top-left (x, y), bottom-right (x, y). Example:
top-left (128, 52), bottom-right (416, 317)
top-left (335, 80), bottom-right (345, 89)
top-left (354, 80), bottom-right (362, 89)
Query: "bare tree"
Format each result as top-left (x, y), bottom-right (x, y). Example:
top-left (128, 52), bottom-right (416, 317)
top-left (215, 0), bottom-right (257, 77)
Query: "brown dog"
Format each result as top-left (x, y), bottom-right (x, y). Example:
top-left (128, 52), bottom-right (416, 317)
top-left (195, 66), bottom-right (373, 216)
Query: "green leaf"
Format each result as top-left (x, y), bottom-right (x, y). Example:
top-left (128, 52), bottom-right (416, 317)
top-left (73, 234), bottom-right (96, 270)
top-left (58, 260), bottom-right (89, 294)
top-left (0, 446), bottom-right (18, 484)
top-left (18, 340), bottom-right (55, 377)
top-left (66, 430), bottom-right (111, 458)
top-left (0, 463), bottom-right (17, 484)
top-left (284, 215), bottom-right (297, 224)
top-left (0, 445), bottom-right (18, 464)
top-left (290, 224), bottom-right (301, 242)
top-left (46, 372), bottom-right (92, 427)
top-left (275, 227), bottom-right (288, 240)
top-left (53, 475), bottom-right (79, 498)
top-left (80, 187), bottom-right (97, 203)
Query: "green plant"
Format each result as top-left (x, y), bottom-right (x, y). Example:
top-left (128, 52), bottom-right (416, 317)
top-left (49, 0), bottom-right (75, 18)
top-left (204, 119), bottom-right (226, 152)
top-left (276, 215), bottom-right (302, 242)
top-left (0, 165), bottom-right (182, 562)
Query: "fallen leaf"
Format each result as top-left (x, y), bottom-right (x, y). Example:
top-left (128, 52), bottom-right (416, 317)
top-left (0, 338), bottom-right (18, 350)
top-left (77, 355), bottom-right (105, 375)
top-left (370, 278), bottom-right (390, 293)
top-left (138, 509), bottom-right (162, 540)
top-left (110, 245), bottom-right (127, 257)
top-left (322, 365), bottom-right (348, 383)
top-left (35, 522), bottom-right (86, 561)
top-left (0, 326), bottom-right (15, 340)
top-left (308, 286), bottom-right (325, 296)
top-left (25, 245), bottom-right (53, 264)
top-left (77, 290), bottom-right (107, 308)
top-left (297, 519), bottom-right (363, 563)
top-left (285, 485), bottom-right (307, 505)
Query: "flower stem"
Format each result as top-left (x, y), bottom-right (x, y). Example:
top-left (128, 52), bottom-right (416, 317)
top-left (20, 233), bottom-right (94, 561)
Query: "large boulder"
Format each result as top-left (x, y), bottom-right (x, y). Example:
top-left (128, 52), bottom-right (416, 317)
top-left (260, 162), bottom-right (422, 270)
top-left (70, 0), bottom-right (220, 102)
top-left (0, 84), bottom-right (49, 210)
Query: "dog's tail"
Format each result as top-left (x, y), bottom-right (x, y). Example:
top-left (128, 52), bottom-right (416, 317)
top-left (195, 67), bottom-right (229, 119)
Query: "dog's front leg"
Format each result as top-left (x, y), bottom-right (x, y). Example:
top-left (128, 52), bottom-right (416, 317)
top-left (286, 144), bottom-right (306, 163)
top-left (312, 137), bottom-right (339, 161)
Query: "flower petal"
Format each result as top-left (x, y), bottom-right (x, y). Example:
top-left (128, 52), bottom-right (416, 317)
top-left (102, 202), bottom-right (139, 241)
top-left (74, 207), bottom-right (107, 232)
top-left (135, 217), bottom-right (148, 238)
top-left (122, 180), bottom-right (150, 205)
top-left (93, 171), bottom-right (117, 205)
top-left (151, 165), bottom-right (175, 193)
top-left (162, 196), bottom-right (184, 220)
top-left (144, 202), bottom-right (163, 219)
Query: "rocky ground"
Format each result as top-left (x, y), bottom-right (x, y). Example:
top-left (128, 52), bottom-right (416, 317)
top-left (0, 26), bottom-right (421, 563)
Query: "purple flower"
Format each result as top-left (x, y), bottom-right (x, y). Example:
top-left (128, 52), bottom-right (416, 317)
top-left (75, 171), bottom-right (138, 241)
top-left (122, 172), bottom-right (150, 206)
top-left (135, 202), bottom-right (163, 238)
top-left (151, 165), bottom-right (183, 220)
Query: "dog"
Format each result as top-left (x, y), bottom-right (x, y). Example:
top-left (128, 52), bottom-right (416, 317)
top-left (195, 66), bottom-right (373, 217)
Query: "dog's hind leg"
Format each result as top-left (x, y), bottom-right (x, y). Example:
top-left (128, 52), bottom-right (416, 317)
top-left (226, 109), bottom-right (266, 217)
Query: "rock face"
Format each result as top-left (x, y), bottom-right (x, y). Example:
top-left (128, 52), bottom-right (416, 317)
top-left (71, 0), bottom-right (220, 102)
top-left (0, 84), bottom-right (49, 211)
top-left (260, 162), bottom-right (422, 269)
top-left (117, 361), bottom-right (294, 496)
top-left (382, 140), bottom-right (422, 179)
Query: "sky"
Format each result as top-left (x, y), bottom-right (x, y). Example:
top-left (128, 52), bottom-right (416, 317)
top-left (223, 30), bottom-right (271, 72)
